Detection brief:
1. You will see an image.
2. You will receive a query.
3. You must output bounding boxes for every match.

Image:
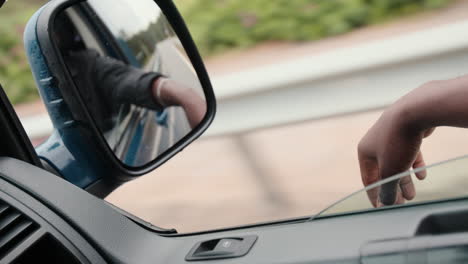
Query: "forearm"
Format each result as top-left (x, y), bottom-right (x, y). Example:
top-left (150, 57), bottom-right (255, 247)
top-left (395, 75), bottom-right (468, 133)
top-left (152, 78), bottom-right (206, 128)
top-left (152, 78), bottom-right (195, 107)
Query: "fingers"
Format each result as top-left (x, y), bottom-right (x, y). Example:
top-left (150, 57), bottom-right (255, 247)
top-left (376, 184), bottom-right (406, 207)
top-left (395, 187), bottom-right (406, 205)
top-left (366, 185), bottom-right (379, 208)
top-left (379, 180), bottom-right (399, 206)
top-left (412, 151), bottom-right (427, 180)
top-left (358, 155), bottom-right (380, 207)
top-left (399, 175), bottom-right (415, 200)
top-left (379, 178), bottom-right (412, 206)
top-left (395, 152), bottom-right (428, 202)
top-left (378, 134), bottom-right (423, 205)
top-left (377, 161), bottom-right (422, 206)
top-left (357, 128), bottom-right (429, 208)
top-left (378, 155), bottom-right (406, 206)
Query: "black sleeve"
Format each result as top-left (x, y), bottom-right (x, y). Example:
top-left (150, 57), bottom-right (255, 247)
top-left (79, 50), bottom-right (164, 111)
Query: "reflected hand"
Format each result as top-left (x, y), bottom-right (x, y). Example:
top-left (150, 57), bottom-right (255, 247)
top-left (152, 77), bottom-right (206, 129)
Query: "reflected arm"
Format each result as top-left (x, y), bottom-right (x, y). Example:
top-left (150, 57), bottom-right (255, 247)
top-left (77, 50), bottom-right (164, 111)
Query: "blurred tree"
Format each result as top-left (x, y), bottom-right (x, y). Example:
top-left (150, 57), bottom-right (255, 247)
top-left (0, 0), bottom-right (456, 104)
top-left (175, 0), bottom-right (454, 56)
top-left (0, 0), bottom-right (46, 105)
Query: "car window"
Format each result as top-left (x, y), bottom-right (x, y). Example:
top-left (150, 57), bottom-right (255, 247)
top-left (105, 0), bottom-right (468, 233)
top-left (313, 155), bottom-right (468, 219)
top-left (5, 0), bottom-right (468, 233)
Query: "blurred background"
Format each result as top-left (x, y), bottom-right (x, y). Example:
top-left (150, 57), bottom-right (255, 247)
top-left (4, 0), bottom-right (468, 233)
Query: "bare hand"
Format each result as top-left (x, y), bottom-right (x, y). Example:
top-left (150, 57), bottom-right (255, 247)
top-left (357, 82), bottom-right (445, 207)
top-left (358, 107), bottom-right (433, 206)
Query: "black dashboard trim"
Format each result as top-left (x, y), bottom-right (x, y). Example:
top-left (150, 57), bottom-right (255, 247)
top-left (0, 172), bottom-right (104, 263)
top-left (3, 157), bottom-right (468, 263)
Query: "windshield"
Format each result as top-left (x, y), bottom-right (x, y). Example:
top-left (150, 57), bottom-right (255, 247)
top-left (313, 155), bottom-right (468, 219)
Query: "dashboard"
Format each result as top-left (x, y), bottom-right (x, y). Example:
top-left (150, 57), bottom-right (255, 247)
top-left (0, 160), bottom-right (104, 263)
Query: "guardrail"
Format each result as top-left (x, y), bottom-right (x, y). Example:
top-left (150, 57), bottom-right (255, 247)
top-left (21, 20), bottom-right (468, 139)
top-left (205, 19), bottom-right (468, 137)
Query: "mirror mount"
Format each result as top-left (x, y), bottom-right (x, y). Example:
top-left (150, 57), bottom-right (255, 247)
top-left (25, 0), bottom-right (216, 197)
top-left (25, 5), bottom-right (114, 193)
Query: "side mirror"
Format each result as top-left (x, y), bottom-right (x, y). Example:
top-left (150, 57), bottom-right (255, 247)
top-left (24, 0), bottom-right (216, 196)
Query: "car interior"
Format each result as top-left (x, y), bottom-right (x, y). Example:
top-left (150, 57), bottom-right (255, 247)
top-left (2, 0), bottom-right (468, 263)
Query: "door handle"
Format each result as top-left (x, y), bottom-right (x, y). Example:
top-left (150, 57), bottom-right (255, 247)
top-left (186, 235), bottom-right (257, 261)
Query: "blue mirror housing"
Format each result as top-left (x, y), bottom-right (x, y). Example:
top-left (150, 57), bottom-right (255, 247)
top-left (24, 0), bottom-right (216, 198)
top-left (24, 5), bottom-right (107, 190)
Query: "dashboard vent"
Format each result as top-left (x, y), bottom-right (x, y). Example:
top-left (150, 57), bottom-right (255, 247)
top-left (0, 199), bottom-right (38, 259)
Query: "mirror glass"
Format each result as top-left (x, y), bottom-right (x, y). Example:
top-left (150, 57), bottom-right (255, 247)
top-left (53, 0), bottom-right (207, 167)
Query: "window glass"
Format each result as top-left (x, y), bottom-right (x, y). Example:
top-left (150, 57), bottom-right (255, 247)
top-left (106, 0), bottom-right (468, 233)
top-left (5, 0), bottom-right (468, 233)
top-left (315, 155), bottom-right (468, 218)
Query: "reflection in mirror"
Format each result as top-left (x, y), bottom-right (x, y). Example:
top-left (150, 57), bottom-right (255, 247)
top-left (53, 0), bottom-right (207, 167)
